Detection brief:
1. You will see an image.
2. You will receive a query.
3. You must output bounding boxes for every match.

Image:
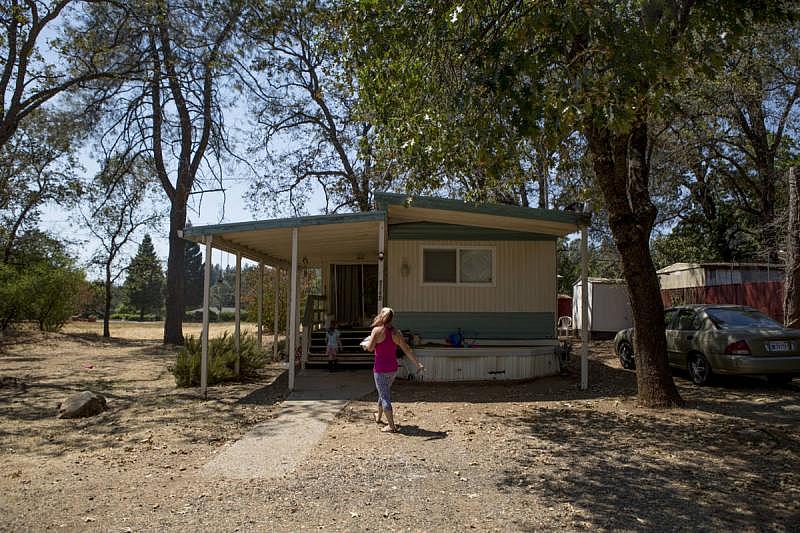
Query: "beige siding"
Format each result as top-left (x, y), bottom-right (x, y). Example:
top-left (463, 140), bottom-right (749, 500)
top-left (387, 240), bottom-right (556, 313)
top-left (405, 347), bottom-right (560, 381)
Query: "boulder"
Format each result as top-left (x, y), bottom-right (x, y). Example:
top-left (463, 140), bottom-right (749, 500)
top-left (58, 391), bottom-right (107, 419)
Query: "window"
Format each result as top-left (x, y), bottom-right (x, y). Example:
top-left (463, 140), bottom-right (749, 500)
top-left (423, 249), bottom-right (457, 283)
top-left (460, 249), bottom-right (492, 283)
top-left (705, 308), bottom-right (782, 330)
top-left (675, 309), bottom-right (699, 331)
top-left (664, 309), bottom-right (677, 329)
top-left (422, 247), bottom-right (494, 285)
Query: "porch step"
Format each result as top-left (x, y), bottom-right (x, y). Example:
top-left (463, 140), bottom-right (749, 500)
top-left (306, 328), bottom-right (372, 366)
top-left (304, 328), bottom-right (410, 367)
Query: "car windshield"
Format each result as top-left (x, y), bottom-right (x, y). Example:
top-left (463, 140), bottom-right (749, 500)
top-left (705, 308), bottom-right (782, 330)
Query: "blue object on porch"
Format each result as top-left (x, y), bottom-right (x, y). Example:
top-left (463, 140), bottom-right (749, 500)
top-left (447, 328), bottom-right (465, 347)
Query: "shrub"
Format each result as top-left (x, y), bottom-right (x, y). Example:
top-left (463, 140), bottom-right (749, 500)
top-left (27, 263), bottom-right (84, 331)
top-left (0, 260), bottom-right (83, 332)
top-left (0, 263), bottom-right (25, 331)
top-left (110, 313), bottom-right (159, 321)
top-left (183, 309), bottom-right (218, 323)
top-left (170, 330), bottom-right (268, 387)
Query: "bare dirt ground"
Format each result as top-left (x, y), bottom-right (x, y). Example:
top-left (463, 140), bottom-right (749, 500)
top-left (1, 323), bottom-right (799, 532)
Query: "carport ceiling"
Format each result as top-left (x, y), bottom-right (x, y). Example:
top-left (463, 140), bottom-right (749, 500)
top-left (181, 213), bottom-right (386, 267)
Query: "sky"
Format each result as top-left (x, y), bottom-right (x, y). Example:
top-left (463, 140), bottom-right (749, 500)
top-left (41, 157), bottom-right (328, 280)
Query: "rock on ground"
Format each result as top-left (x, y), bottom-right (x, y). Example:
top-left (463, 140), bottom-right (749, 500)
top-left (57, 391), bottom-right (107, 419)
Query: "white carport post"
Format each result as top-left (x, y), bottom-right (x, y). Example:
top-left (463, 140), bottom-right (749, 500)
top-left (257, 263), bottom-right (263, 348)
top-left (285, 266), bottom-right (291, 362)
top-left (377, 220), bottom-right (385, 312)
top-left (288, 227), bottom-right (299, 391)
top-left (273, 267), bottom-right (280, 361)
top-left (234, 252), bottom-right (241, 376)
top-left (201, 236), bottom-right (213, 399)
top-left (580, 225), bottom-right (589, 390)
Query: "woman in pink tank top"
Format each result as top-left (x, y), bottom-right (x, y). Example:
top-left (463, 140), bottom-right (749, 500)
top-left (364, 307), bottom-right (424, 432)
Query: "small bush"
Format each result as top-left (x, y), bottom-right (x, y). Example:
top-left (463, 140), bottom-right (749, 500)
top-left (170, 330), bottom-right (268, 387)
top-left (183, 309), bottom-right (218, 323)
top-left (109, 313), bottom-right (160, 321)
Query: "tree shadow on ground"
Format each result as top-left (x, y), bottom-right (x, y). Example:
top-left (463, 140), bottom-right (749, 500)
top-left (237, 371), bottom-right (289, 406)
top-left (0, 371), bottom-right (288, 458)
top-left (494, 399), bottom-right (800, 531)
top-left (678, 374), bottom-right (800, 426)
top-left (62, 331), bottom-right (163, 349)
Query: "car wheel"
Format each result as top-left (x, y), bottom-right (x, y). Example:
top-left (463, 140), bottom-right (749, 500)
top-left (688, 353), bottom-right (711, 385)
top-left (618, 340), bottom-right (636, 370)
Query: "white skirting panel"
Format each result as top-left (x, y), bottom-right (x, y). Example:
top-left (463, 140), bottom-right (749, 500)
top-left (402, 346), bottom-right (560, 381)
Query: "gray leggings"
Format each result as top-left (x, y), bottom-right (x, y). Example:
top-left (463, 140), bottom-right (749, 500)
top-left (373, 371), bottom-right (397, 411)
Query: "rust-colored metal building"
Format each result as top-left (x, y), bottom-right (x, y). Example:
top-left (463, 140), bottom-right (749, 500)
top-left (657, 263), bottom-right (785, 322)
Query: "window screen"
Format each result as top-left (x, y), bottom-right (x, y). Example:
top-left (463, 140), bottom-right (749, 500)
top-left (423, 249), bottom-right (457, 283)
top-left (459, 249), bottom-right (492, 283)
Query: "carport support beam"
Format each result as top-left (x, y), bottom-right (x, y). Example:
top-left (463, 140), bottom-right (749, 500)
top-left (257, 263), bottom-right (263, 348)
top-left (273, 267), bottom-right (280, 362)
top-left (580, 225), bottom-right (589, 390)
top-left (201, 236), bottom-right (213, 399)
top-left (285, 265), bottom-right (291, 367)
top-left (377, 221), bottom-right (385, 312)
top-left (289, 227), bottom-right (299, 391)
top-left (234, 252), bottom-right (241, 376)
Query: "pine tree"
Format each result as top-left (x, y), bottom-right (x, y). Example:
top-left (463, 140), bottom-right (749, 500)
top-left (182, 241), bottom-right (204, 312)
top-left (124, 234), bottom-right (164, 320)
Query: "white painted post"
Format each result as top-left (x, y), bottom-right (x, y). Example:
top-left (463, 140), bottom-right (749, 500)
top-left (201, 236), bottom-right (213, 399)
top-left (234, 252), bottom-right (241, 376)
top-left (289, 227), bottom-right (299, 391)
top-left (580, 225), bottom-right (589, 390)
top-left (257, 263), bottom-right (263, 348)
top-left (377, 221), bottom-right (385, 312)
top-left (273, 267), bottom-right (280, 362)
top-left (285, 265), bottom-right (291, 364)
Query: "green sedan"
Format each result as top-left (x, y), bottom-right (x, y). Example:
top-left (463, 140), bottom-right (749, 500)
top-left (613, 304), bottom-right (800, 385)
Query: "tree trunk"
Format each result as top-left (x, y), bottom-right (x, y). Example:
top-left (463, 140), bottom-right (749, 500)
top-left (163, 203), bottom-right (187, 345)
top-left (104, 263), bottom-right (112, 338)
top-left (785, 167), bottom-right (800, 329)
top-left (586, 119), bottom-right (683, 408)
top-left (537, 173), bottom-right (547, 209)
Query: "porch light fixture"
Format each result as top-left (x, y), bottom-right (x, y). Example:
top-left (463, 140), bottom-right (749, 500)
top-left (401, 258), bottom-right (410, 277)
top-left (378, 251), bottom-right (385, 261)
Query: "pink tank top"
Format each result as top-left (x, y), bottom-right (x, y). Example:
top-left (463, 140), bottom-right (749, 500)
top-left (373, 326), bottom-right (399, 373)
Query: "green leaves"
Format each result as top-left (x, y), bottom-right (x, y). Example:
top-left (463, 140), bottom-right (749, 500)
top-left (170, 331), bottom-right (269, 387)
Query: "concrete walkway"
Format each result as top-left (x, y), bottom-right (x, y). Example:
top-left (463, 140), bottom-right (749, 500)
top-left (201, 369), bottom-right (374, 479)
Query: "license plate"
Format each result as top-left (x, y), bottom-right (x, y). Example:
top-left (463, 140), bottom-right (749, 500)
top-left (766, 341), bottom-right (790, 352)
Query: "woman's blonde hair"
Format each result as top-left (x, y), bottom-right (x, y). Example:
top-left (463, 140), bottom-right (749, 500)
top-left (371, 307), bottom-right (394, 327)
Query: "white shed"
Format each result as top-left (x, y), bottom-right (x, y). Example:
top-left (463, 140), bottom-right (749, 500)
top-left (572, 278), bottom-right (633, 338)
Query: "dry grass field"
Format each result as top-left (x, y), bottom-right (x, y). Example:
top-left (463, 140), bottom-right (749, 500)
top-left (62, 320), bottom-right (261, 342)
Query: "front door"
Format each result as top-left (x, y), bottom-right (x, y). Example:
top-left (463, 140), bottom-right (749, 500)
top-left (331, 264), bottom-right (378, 327)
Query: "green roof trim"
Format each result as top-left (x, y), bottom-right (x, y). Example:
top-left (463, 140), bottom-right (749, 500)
top-left (375, 192), bottom-right (590, 226)
top-left (182, 211), bottom-right (387, 237)
top-left (388, 222), bottom-right (557, 241)
top-left (394, 311), bottom-right (556, 340)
